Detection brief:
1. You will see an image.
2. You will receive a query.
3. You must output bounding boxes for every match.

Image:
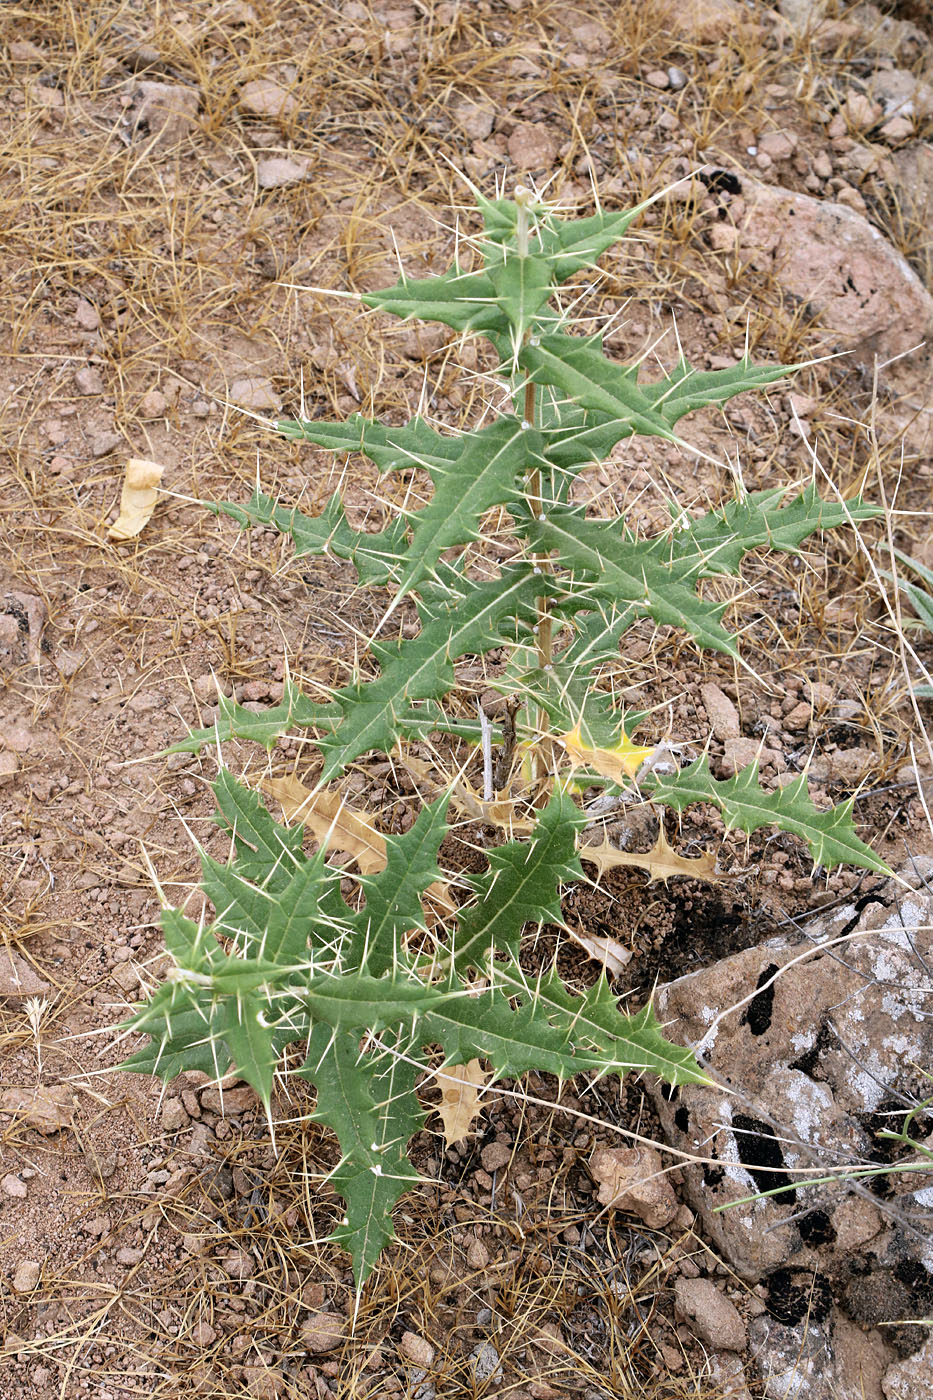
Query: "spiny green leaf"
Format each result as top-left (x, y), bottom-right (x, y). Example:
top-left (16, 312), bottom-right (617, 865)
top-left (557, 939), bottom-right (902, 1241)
top-left (451, 788), bottom-right (585, 974)
top-left (300, 1025), bottom-right (424, 1288)
top-left (524, 504), bottom-right (737, 654)
top-left (210, 488), bottom-right (409, 588)
top-left (645, 756), bottom-right (890, 873)
top-left (347, 795), bottom-right (449, 974)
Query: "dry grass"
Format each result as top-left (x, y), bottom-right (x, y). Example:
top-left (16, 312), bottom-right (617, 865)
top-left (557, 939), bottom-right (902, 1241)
top-left (2, 0), bottom-right (933, 1396)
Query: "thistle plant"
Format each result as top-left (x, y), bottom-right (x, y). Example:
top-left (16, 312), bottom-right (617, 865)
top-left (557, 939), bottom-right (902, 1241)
top-left (121, 184), bottom-right (888, 1287)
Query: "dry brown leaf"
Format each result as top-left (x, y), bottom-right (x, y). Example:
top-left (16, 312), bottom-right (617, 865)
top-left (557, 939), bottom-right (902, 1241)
top-left (434, 1060), bottom-right (489, 1145)
top-left (108, 458), bottom-right (165, 540)
top-left (579, 824), bottom-right (730, 885)
top-left (263, 773), bottom-right (455, 919)
top-left (566, 926), bottom-right (631, 977)
top-left (262, 773), bottom-right (385, 874)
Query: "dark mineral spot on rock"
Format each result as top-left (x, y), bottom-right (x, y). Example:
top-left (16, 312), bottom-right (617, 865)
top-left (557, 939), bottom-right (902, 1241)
top-left (765, 1268), bottom-right (833, 1325)
top-left (731, 1113), bottom-right (796, 1203)
top-left (740, 963), bottom-right (778, 1036)
top-left (797, 1209), bottom-right (836, 1247)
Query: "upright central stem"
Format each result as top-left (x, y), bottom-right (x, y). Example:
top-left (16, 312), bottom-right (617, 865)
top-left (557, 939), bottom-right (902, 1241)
top-left (515, 186), bottom-right (553, 780)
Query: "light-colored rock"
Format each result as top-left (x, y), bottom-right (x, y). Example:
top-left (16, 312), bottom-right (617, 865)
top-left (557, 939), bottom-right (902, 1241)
top-left (870, 68), bottom-right (933, 121)
top-left (115, 1247), bottom-right (144, 1266)
top-left (220, 1248), bottom-right (254, 1279)
top-left (228, 376), bottom-right (282, 412)
top-left (399, 1330), bottom-right (435, 1368)
top-left (660, 0), bottom-right (747, 43)
top-left (0, 1084), bottom-right (72, 1134)
top-left (12, 1259), bottom-right (41, 1293)
top-left (590, 1145), bottom-right (679, 1229)
top-left (199, 1085), bottom-right (258, 1114)
top-left (75, 299), bottom-right (100, 331)
top-left (0, 949), bottom-right (48, 1001)
top-left (451, 99), bottom-right (494, 141)
top-left (239, 79), bottom-right (297, 120)
top-left (736, 180), bottom-right (933, 365)
top-left (256, 156), bottom-right (311, 189)
top-left (507, 122), bottom-right (557, 171)
top-left (882, 1334), bottom-right (933, 1400)
top-left (647, 854), bottom-right (933, 1383)
top-left (674, 1277), bottom-right (746, 1352)
top-left (139, 388), bottom-right (167, 417)
top-left (125, 82), bottom-right (200, 151)
top-left (2, 1174), bottom-right (27, 1198)
top-left (721, 737), bottom-right (783, 776)
top-left (700, 683), bottom-right (741, 740)
top-left (74, 366), bottom-right (104, 395)
top-left (298, 1310), bottom-right (344, 1355)
top-left (758, 130), bottom-right (797, 162)
top-left (0, 751), bottom-right (18, 785)
top-left (10, 40), bottom-right (46, 62)
top-left (161, 1097), bottom-right (189, 1132)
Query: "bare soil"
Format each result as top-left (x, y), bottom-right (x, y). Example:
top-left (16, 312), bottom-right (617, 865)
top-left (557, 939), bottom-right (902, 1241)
top-left (1, 2), bottom-right (932, 1398)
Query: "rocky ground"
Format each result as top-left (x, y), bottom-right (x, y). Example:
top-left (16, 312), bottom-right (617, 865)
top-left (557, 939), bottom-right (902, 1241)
top-left (1, 1), bottom-right (933, 1398)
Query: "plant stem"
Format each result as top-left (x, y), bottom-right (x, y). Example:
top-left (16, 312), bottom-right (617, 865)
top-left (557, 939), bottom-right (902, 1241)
top-left (515, 185), bottom-right (553, 780)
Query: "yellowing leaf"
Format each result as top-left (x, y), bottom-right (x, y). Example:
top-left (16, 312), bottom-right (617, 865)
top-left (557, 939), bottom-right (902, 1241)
top-left (579, 824), bottom-right (730, 885)
top-left (263, 774), bottom-right (386, 874)
top-left (556, 722), bottom-right (654, 786)
top-left (108, 458), bottom-right (165, 540)
top-left (433, 1059), bottom-right (489, 1145)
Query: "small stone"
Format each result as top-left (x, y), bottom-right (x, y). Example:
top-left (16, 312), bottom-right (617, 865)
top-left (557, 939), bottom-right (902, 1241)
top-left (480, 1140), bottom-right (511, 1173)
top-left (844, 91), bottom-right (882, 132)
top-left (470, 1341), bottom-right (502, 1382)
top-left (12, 1259), bottom-right (41, 1293)
top-left (75, 299), bottom-right (100, 331)
top-left (2, 723), bottom-right (34, 752)
top-left (507, 122), bottom-right (557, 170)
top-left (709, 223), bottom-right (737, 251)
top-left (674, 1277), bottom-right (746, 1352)
top-left (257, 156), bottom-right (311, 189)
top-left (721, 738), bottom-right (781, 777)
top-left (0, 951), bottom-right (45, 1003)
top-left (125, 82), bottom-right (201, 151)
top-left (783, 700), bottom-right (812, 731)
top-left (300, 1310), bottom-right (347, 1354)
top-left (452, 99), bottom-right (494, 141)
top-left (645, 69), bottom-right (670, 88)
top-left (700, 683), bottom-right (741, 740)
top-left (667, 67), bottom-right (687, 90)
top-left (2, 1174), bottom-right (27, 1198)
top-left (466, 1237), bottom-right (490, 1269)
top-left (91, 431), bottom-right (122, 458)
top-left (83, 1141), bottom-right (117, 1181)
top-left (590, 1146), bottom-right (679, 1229)
top-left (10, 40), bottom-right (46, 62)
top-left (239, 79), bottom-right (298, 120)
top-left (0, 1084), bottom-right (72, 1134)
top-left (191, 1321), bottom-right (216, 1346)
top-left (191, 398), bottom-right (211, 417)
top-left (199, 1085), bottom-right (258, 1115)
top-left (220, 1248), bottom-right (255, 1279)
top-left (228, 376), bottom-right (282, 412)
top-left (757, 130), bottom-right (797, 162)
top-left (115, 1247), bottom-right (144, 1266)
top-left (110, 960), bottom-right (141, 993)
top-left (74, 367), bottom-right (104, 395)
top-left (182, 1232), bottom-right (209, 1255)
top-left (139, 389), bottom-right (168, 417)
top-left (880, 115), bottom-right (913, 143)
top-left (0, 752), bottom-right (18, 785)
top-left (399, 1331), bottom-right (435, 1368)
top-left (161, 1097), bottom-right (189, 1132)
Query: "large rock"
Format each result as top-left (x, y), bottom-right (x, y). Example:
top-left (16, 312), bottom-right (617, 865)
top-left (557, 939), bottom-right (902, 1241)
top-left (734, 179), bottom-right (933, 366)
top-left (647, 860), bottom-right (933, 1397)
